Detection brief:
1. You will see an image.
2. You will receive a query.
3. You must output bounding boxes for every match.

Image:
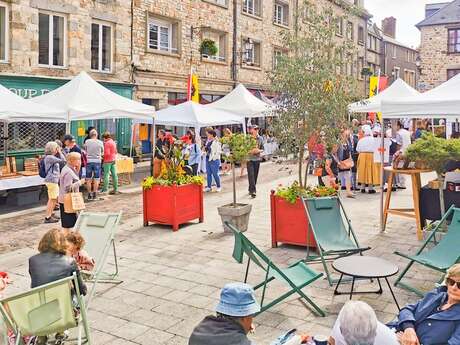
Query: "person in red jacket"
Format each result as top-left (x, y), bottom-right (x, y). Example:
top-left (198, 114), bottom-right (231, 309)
top-left (102, 132), bottom-right (119, 194)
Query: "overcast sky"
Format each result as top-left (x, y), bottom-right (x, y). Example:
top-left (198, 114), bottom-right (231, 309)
top-left (365, 0), bottom-right (442, 48)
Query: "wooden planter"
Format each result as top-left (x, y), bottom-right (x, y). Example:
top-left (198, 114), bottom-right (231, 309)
top-left (270, 191), bottom-right (317, 248)
top-left (143, 183), bottom-right (204, 231)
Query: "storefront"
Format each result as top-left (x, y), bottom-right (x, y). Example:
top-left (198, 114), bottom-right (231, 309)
top-left (0, 75), bottom-right (134, 169)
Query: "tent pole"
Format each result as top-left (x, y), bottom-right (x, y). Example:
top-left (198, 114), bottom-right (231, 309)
top-left (2, 122), bottom-right (8, 164)
top-left (151, 118), bottom-right (155, 177)
top-left (379, 131), bottom-right (385, 233)
top-left (129, 123), bottom-right (134, 158)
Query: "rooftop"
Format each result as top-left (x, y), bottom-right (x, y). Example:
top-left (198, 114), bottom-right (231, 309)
top-left (417, 0), bottom-right (460, 28)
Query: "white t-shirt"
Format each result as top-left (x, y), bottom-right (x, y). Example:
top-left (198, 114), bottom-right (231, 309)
top-left (331, 319), bottom-right (399, 345)
top-left (398, 128), bottom-right (411, 152)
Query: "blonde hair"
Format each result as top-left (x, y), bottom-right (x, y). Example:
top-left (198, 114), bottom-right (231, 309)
top-left (66, 151), bottom-right (81, 163)
top-left (44, 141), bottom-right (59, 155)
top-left (446, 264), bottom-right (460, 282)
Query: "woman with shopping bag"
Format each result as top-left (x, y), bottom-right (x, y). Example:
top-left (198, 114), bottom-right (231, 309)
top-left (58, 152), bottom-right (86, 229)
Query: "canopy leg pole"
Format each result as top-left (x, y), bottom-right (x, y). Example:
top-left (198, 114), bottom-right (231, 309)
top-left (129, 123), bottom-right (134, 158)
top-left (2, 122), bottom-right (8, 165)
top-left (380, 132), bottom-right (385, 233)
top-left (151, 118), bottom-right (155, 177)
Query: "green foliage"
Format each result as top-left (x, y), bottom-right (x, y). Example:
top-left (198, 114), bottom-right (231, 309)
top-left (142, 175), bottom-right (204, 189)
top-left (270, 0), bottom-right (359, 185)
top-left (200, 39), bottom-right (218, 56)
top-left (221, 134), bottom-right (256, 163)
top-left (405, 133), bottom-right (460, 174)
top-left (275, 181), bottom-right (338, 204)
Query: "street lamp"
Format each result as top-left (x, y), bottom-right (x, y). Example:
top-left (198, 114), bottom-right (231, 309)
top-left (242, 38), bottom-right (254, 64)
top-left (415, 55), bottom-right (422, 73)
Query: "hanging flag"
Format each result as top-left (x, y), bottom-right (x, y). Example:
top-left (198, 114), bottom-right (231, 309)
top-left (187, 72), bottom-right (200, 103)
top-left (369, 76), bottom-right (389, 123)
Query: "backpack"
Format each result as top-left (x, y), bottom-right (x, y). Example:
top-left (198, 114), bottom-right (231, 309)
top-left (80, 149), bottom-right (88, 167)
top-left (38, 157), bottom-right (52, 178)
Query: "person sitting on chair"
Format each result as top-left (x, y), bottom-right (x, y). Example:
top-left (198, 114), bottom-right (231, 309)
top-left (388, 263), bottom-right (460, 345)
top-left (330, 301), bottom-right (399, 345)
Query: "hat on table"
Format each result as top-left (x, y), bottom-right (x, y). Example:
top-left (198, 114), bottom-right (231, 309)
top-left (215, 282), bottom-right (260, 317)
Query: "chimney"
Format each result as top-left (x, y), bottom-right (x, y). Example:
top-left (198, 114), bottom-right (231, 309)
top-left (382, 17), bottom-right (396, 38)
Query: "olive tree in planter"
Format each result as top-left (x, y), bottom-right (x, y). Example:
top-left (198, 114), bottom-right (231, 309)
top-left (217, 134), bottom-right (256, 232)
top-left (405, 133), bottom-right (460, 216)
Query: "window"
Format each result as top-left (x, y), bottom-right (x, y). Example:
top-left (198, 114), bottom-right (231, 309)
top-left (393, 67), bottom-right (400, 79)
top-left (0, 2), bottom-right (8, 62)
top-left (204, 0), bottom-right (228, 6)
top-left (273, 48), bottom-right (284, 69)
top-left (336, 17), bottom-right (343, 36)
top-left (358, 26), bottom-right (364, 44)
top-left (168, 92), bottom-right (187, 105)
top-left (357, 56), bottom-right (364, 80)
top-left (243, 0), bottom-right (262, 17)
top-left (448, 29), bottom-right (460, 53)
top-left (200, 94), bottom-right (223, 104)
top-left (392, 45), bottom-right (397, 59)
top-left (242, 38), bottom-right (261, 67)
top-left (91, 22), bottom-right (112, 72)
top-left (346, 21), bottom-right (354, 40)
top-left (447, 69), bottom-right (460, 80)
top-left (38, 12), bottom-right (66, 67)
top-left (142, 98), bottom-right (160, 109)
top-left (404, 69), bottom-right (415, 87)
top-left (148, 16), bottom-right (179, 54)
top-left (201, 30), bottom-right (227, 62)
top-left (274, 1), bottom-right (289, 27)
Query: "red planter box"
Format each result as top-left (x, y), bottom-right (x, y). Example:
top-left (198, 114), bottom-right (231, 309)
top-left (143, 183), bottom-right (204, 231)
top-left (270, 191), bottom-right (317, 248)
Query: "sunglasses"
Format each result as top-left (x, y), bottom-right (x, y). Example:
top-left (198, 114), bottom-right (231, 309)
top-left (446, 277), bottom-right (460, 289)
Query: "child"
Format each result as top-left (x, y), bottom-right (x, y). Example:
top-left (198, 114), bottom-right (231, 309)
top-left (66, 231), bottom-right (95, 273)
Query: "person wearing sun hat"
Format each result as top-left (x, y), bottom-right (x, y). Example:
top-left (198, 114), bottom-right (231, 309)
top-left (189, 282), bottom-right (260, 345)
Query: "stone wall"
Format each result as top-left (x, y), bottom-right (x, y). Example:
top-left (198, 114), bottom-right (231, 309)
top-left (419, 25), bottom-right (460, 90)
top-left (0, 0), bottom-right (132, 84)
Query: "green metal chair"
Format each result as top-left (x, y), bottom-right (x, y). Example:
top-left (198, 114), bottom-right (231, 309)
top-left (73, 211), bottom-right (122, 306)
top-left (0, 274), bottom-right (91, 345)
top-left (226, 221), bottom-right (325, 317)
top-left (302, 197), bottom-right (371, 286)
top-left (394, 205), bottom-right (460, 297)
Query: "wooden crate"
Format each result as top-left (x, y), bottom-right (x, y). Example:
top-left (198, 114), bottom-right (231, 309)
top-left (24, 158), bottom-right (39, 172)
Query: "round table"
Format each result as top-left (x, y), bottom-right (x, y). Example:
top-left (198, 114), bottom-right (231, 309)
top-left (332, 256), bottom-right (400, 310)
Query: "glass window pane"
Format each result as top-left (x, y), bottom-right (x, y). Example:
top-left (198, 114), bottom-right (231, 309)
top-left (52, 15), bottom-right (64, 66)
top-left (149, 24), bottom-right (158, 49)
top-left (39, 13), bottom-right (49, 65)
top-left (91, 23), bottom-right (99, 70)
top-left (159, 26), bottom-right (169, 51)
top-left (102, 25), bottom-right (111, 71)
top-left (0, 6), bottom-right (5, 61)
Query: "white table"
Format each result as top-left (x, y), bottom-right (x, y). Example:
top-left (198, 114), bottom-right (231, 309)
top-left (0, 175), bottom-right (44, 191)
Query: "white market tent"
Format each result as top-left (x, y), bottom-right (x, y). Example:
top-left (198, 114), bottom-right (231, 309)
top-left (381, 73), bottom-right (460, 118)
top-left (348, 78), bottom-right (419, 113)
top-left (206, 83), bottom-right (272, 118)
top-left (32, 71), bottom-right (155, 122)
top-left (139, 101), bottom-right (245, 129)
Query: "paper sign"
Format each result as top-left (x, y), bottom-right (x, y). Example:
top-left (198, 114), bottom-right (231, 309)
top-left (77, 127), bottom-right (85, 136)
top-left (373, 138), bottom-right (390, 164)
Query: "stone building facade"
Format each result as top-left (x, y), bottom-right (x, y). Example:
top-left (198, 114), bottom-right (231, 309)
top-left (417, 0), bottom-right (460, 91)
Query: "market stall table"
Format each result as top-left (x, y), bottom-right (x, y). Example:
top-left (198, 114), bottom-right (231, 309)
top-left (420, 186), bottom-right (460, 224)
top-left (383, 167), bottom-right (433, 240)
top-left (332, 256), bottom-right (400, 310)
top-left (0, 175), bottom-right (43, 191)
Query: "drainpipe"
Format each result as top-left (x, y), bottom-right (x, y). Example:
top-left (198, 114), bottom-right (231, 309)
top-left (231, 0), bottom-right (238, 88)
top-left (130, 0), bottom-right (135, 84)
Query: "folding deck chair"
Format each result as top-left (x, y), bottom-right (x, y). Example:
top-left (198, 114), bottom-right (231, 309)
top-left (0, 274), bottom-right (91, 345)
top-left (226, 221), bottom-right (326, 317)
top-left (302, 197), bottom-right (371, 286)
top-left (394, 205), bottom-right (460, 297)
top-left (73, 211), bottom-right (122, 305)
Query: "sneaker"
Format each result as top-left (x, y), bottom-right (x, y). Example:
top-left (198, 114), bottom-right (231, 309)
top-left (216, 187), bottom-right (222, 192)
top-left (51, 214), bottom-right (60, 220)
top-left (360, 189), bottom-right (366, 193)
top-left (87, 193), bottom-right (93, 201)
top-left (204, 187), bottom-right (212, 192)
top-left (44, 217), bottom-right (59, 224)
top-left (397, 186), bottom-right (406, 190)
top-left (250, 193), bottom-right (256, 198)
top-left (368, 189), bottom-right (376, 194)
top-left (109, 190), bottom-right (121, 195)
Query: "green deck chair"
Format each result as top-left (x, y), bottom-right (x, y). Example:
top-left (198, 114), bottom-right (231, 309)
top-left (394, 205), bottom-right (460, 297)
top-left (73, 211), bottom-right (122, 306)
top-left (302, 197), bottom-right (371, 286)
top-left (226, 221), bottom-right (325, 317)
top-left (0, 274), bottom-right (91, 345)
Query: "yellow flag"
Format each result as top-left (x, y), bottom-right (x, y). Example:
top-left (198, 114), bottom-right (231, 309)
top-left (191, 74), bottom-right (199, 103)
top-left (369, 76), bottom-right (382, 122)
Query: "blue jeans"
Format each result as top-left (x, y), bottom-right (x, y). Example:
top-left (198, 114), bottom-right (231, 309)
top-left (206, 159), bottom-right (221, 188)
top-left (86, 162), bottom-right (101, 179)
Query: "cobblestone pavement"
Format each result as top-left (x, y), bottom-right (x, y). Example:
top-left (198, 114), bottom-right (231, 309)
top-left (0, 163), bottom-right (441, 345)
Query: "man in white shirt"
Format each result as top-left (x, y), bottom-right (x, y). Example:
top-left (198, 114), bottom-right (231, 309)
top-left (396, 121), bottom-right (412, 188)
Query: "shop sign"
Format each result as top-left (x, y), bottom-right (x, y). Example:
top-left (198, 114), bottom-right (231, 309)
top-left (7, 87), bottom-right (50, 99)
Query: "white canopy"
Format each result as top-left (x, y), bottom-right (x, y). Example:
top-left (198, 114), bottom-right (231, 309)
top-left (32, 71), bottom-right (155, 121)
top-left (381, 73), bottom-right (460, 118)
top-left (348, 78), bottom-right (419, 113)
top-left (140, 101), bottom-right (245, 128)
top-left (0, 84), bottom-right (67, 123)
top-left (206, 83), bottom-right (272, 118)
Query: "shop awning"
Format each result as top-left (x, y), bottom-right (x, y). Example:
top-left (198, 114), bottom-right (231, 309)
top-left (0, 84), bottom-right (67, 123)
top-left (348, 78), bottom-right (419, 113)
top-left (206, 83), bottom-right (272, 118)
top-left (31, 71), bottom-right (155, 121)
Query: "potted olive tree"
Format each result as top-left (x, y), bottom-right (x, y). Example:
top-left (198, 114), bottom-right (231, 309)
top-left (217, 133), bottom-right (256, 232)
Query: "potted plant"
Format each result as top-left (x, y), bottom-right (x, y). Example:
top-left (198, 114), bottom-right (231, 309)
top-left (200, 39), bottom-right (218, 58)
top-left (268, 2), bottom-right (357, 246)
top-left (217, 133), bottom-right (256, 232)
top-left (405, 132), bottom-right (460, 216)
top-left (271, 183), bottom-right (338, 248)
top-left (142, 138), bottom-right (204, 231)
